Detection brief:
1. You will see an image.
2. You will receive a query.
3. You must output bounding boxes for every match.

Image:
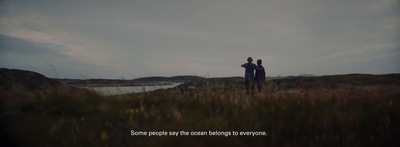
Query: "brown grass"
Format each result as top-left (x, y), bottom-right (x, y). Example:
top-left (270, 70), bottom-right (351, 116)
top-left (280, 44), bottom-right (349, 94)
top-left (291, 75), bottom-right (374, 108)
top-left (1, 77), bottom-right (399, 146)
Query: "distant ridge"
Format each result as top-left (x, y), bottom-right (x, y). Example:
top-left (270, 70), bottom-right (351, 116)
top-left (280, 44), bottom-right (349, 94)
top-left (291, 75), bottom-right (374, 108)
top-left (134, 75), bottom-right (204, 82)
top-left (207, 76), bottom-right (245, 81)
top-left (267, 74), bottom-right (316, 80)
top-left (56, 75), bottom-right (205, 86)
top-left (2, 68), bottom-right (399, 88)
top-left (271, 73), bottom-right (400, 89)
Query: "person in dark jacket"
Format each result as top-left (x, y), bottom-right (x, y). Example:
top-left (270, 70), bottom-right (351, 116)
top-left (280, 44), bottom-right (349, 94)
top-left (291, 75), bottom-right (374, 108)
top-left (255, 59), bottom-right (266, 92)
top-left (241, 57), bottom-right (257, 95)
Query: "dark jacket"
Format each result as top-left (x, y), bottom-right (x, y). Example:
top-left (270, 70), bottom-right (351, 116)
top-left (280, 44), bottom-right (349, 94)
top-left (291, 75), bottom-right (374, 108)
top-left (255, 65), bottom-right (265, 81)
top-left (241, 63), bottom-right (257, 80)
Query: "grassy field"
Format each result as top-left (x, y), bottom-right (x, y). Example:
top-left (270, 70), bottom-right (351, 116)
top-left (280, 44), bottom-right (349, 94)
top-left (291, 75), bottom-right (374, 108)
top-left (1, 74), bottom-right (399, 146)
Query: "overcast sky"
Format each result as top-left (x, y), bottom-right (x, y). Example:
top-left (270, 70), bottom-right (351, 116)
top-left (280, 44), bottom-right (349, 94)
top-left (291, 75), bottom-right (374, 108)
top-left (0, 0), bottom-right (399, 79)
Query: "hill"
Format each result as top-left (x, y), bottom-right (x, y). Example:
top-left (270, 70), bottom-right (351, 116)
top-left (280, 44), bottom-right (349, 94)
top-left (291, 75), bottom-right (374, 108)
top-left (0, 68), bottom-right (61, 91)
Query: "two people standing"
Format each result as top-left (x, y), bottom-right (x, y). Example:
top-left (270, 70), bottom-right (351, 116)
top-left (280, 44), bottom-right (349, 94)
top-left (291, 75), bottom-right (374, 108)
top-left (241, 57), bottom-right (266, 95)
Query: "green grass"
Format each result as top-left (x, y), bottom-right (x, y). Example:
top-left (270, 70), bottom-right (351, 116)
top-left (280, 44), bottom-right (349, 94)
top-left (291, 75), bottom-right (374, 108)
top-left (1, 79), bottom-right (399, 146)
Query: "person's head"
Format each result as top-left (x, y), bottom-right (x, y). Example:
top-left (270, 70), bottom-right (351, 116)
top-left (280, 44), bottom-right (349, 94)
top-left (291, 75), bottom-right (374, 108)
top-left (247, 57), bottom-right (253, 63)
top-left (257, 59), bottom-right (262, 65)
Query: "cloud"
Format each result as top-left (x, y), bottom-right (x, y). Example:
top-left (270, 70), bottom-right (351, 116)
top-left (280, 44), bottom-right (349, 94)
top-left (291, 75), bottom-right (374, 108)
top-left (0, 0), bottom-right (399, 78)
top-left (0, 35), bottom-right (66, 55)
top-left (0, 34), bottom-right (118, 78)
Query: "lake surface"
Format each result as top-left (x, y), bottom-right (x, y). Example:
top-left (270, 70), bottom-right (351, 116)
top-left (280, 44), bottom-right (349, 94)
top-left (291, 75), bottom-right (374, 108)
top-left (82, 83), bottom-right (183, 96)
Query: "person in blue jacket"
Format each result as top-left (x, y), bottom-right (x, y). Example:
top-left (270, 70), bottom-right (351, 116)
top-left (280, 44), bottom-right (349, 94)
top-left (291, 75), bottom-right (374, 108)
top-left (241, 57), bottom-right (258, 95)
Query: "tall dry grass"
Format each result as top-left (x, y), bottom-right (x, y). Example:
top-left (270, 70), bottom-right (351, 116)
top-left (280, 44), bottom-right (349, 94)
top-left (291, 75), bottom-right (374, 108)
top-left (0, 78), bottom-right (399, 146)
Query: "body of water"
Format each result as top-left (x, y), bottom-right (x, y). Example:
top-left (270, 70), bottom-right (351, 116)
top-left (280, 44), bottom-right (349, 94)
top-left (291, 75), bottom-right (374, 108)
top-left (82, 83), bottom-right (183, 96)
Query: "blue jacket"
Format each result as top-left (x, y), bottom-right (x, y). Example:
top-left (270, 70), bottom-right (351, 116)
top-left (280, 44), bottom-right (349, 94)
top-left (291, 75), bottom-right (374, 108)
top-left (241, 63), bottom-right (257, 80)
